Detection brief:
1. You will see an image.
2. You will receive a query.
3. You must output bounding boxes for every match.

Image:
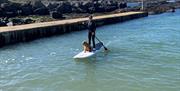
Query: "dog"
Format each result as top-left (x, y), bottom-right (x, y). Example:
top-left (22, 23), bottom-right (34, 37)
top-left (82, 41), bottom-right (92, 53)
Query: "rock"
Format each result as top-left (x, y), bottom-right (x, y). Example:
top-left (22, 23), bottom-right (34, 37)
top-left (24, 18), bottom-right (34, 24)
top-left (21, 2), bottom-right (33, 15)
top-left (118, 2), bottom-right (127, 8)
top-left (0, 8), bottom-right (3, 17)
top-left (0, 17), bottom-right (9, 26)
top-left (11, 18), bottom-right (24, 25)
top-left (30, 0), bottom-right (49, 15)
top-left (47, 3), bottom-right (59, 11)
top-left (71, 2), bottom-right (86, 13)
top-left (105, 6), bottom-right (117, 12)
top-left (34, 7), bottom-right (49, 15)
top-left (56, 2), bottom-right (73, 13)
top-left (31, 0), bottom-right (46, 10)
top-left (0, 0), bottom-right (8, 4)
top-left (0, 19), bottom-right (6, 26)
top-left (50, 11), bottom-right (64, 19)
top-left (0, 2), bottom-right (21, 17)
top-left (79, 2), bottom-right (94, 13)
top-left (106, 1), bottom-right (119, 11)
top-left (95, 6), bottom-right (106, 12)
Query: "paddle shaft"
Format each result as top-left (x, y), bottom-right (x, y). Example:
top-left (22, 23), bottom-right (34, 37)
top-left (95, 36), bottom-right (108, 50)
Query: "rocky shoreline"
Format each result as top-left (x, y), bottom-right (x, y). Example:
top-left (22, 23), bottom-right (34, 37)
top-left (0, 0), bottom-right (179, 27)
top-left (0, 0), bottom-right (127, 26)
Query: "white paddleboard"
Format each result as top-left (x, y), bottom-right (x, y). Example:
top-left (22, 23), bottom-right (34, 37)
top-left (73, 42), bottom-right (103, 59)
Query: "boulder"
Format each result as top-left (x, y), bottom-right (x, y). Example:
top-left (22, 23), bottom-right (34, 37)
top-left (0, 8), bottom-right (3, 17)
top-left (30, 0), bottom-right (49, 15)
top-left (104, 6), bottom-right (117, 12)
top-left (0, 17), bottom-right (9, 26)
top-left (47, 3), bottom-right (59, 11)
top-left (0, 19), bottom-right (6, 26)
top-left (21, 2), bottom-right (33, 15)
top-left (31, 0), bottom-right (46, 10)
top-left (0, 0), bottom-right (8, 4)
top-left (11, 18), bottom-right (24, 25)
top-left (24, 18), bottom-right (34, 24)
top-left (1, 2), bottom-right (21, 12)
top-left (50, 11), bottom-right (64, 19)
top-left (106, 1), bottom-right (119, 11)
top-left (118, 2), bottom-right (127, 8)
top-left (0, 2), bottom-right (21, 17)
top-left (72, 7), bottom-right (86, 13)
top-left (95, 5), bottom-right (106, 12)
top-left (34, 7), bottom-right (49, 15)
top-left (79, 2), bottom-right (94, 13)
top-left (93, 1), bottom-right (106, 12)
top-left (56, 2), bottom-right (73, 13)
top-left (88, 6), bottom-right (95, 13)
top-left (71, 2), bottom-right (86, 13)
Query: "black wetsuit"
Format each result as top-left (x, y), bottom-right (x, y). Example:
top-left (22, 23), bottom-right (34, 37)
top-left (87, 20), bottom-right (96, 48)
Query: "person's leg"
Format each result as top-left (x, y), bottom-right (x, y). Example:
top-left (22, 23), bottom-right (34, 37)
top-left (88, 32), bottom-right (91, 46)
top-left (92, 32), bottom-right (95, 48)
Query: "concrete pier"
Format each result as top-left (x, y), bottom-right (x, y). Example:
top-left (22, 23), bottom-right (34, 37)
top-left (0, 12), bottom-right (148, 47)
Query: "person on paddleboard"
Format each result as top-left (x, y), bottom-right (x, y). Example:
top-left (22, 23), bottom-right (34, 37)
top-left (87, 15), bottom-right (96, 51)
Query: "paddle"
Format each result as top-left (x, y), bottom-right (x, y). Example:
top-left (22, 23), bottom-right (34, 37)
top-left (95, 36), bottom-right (108, 51)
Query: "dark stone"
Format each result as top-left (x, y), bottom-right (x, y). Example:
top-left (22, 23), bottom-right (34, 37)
top-left (30, 0), bottom-right (49, 15)
top-left (0, 17), bottom-right (8, 26)
top-left (34, 7), bottom-right (49, 15)
top-left (105, 1), bottom-right (119, 11)
top-left (0, 2), bottom-right (21, 17)
top-left (11, 18), bottom-right (24, 25)
top-left (0, 0), bottom-right (8, 4)
top-left (56, 2), bottom-right (73, 13)
top-left (24, 18), bottom-right (34, 24)
top-left (71, 2), bottom-right (86, 13)
top-left (71, 7), bottom-right (81, 13)
top-left (160, 1), bottom-right (169, 4)
top-left (95, 6), bottom-right (106, 12)
top-left (50, 11), bottom-right (64, 19)
top-left (31, 0), bottom-right (46, 10)
top-left (0, 8), bottom-right (3, 17)
top-left (118, 2), bottom-right (127, 8)
top-left (104, 6), bottom-right (117, 12)
top-left (0, 19), bottom-right (6, 26)
top-left (88, 7), bottom-right (95, 13)
top-left (21, 2), bottom-right (33, 15)
top-left (79, 2), bottom-right (94, 13)
top-left (47, 3), bottom-right (59, 11)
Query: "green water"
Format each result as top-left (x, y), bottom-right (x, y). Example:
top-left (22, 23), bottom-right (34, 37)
top-left (1, 10), bottom-right (180, 91)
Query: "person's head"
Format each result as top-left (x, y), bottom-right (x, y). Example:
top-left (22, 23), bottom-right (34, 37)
top-left (89, 15), bottom-right (93, 20)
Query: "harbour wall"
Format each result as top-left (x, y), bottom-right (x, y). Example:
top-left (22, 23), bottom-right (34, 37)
top-left (0, 12), bottom-right (148, 47)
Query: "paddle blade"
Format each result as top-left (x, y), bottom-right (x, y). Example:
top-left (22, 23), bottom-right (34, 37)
top-left (104, 47), bottom-right (108, 51)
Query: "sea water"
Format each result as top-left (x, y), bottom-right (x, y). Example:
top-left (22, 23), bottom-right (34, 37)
top-left (0, 10), bottom-right (180, 91)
